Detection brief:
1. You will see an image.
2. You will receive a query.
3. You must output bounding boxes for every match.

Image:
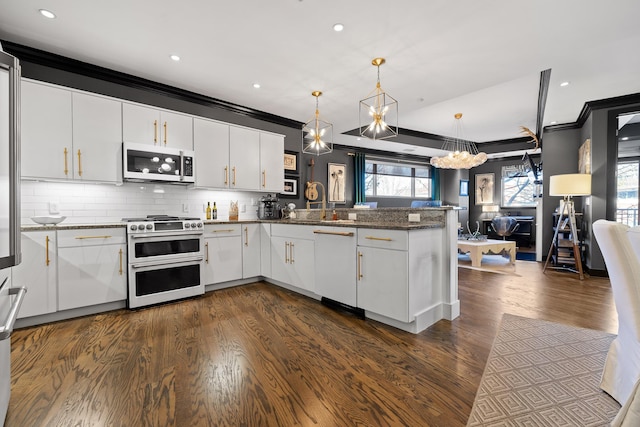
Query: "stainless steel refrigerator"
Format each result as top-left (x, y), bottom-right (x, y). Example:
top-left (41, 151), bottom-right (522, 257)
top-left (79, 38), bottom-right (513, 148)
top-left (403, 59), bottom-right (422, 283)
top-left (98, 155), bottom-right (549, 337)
top-left (0, 45), bottom-right (27, 425)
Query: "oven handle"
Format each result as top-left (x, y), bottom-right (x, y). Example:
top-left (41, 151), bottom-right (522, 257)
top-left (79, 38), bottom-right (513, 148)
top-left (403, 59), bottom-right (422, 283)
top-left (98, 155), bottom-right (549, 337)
top-left (129, 232), bottom-right (203, 239)
top-left (131, 257), bottom-right (204, 269)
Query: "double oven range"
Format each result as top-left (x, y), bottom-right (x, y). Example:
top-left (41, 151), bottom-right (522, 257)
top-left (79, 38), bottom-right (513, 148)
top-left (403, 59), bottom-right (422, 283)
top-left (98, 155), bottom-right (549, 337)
top-left (123, 215), bottom-right (205, 308)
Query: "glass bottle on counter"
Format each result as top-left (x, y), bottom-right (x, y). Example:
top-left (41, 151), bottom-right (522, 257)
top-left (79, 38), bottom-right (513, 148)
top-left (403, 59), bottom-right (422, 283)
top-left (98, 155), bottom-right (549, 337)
top-left (206, 202), bottom-right (212, 220)
top-left (212, 202), bottom-right (217, 219)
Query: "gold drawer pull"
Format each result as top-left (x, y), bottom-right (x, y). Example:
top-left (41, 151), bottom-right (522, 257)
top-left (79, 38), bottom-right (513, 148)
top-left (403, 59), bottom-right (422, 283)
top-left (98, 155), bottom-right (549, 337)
top-left (210, 229), bottom-right (235, 233)
top-left (118, 248), bottom-right (123, 275)
top-left (75, 235), bottom-right (113, 240)
top-left (224, 166), bottom-right (229, 185)
top-left (63, 147), bottom-right (69, 176)
top-left (45, 235), bottom-right (50, 266)
top-left (163, 121), bottom-right (167, 145)
top-left (205, 242), bottom-right (209, 264)
top-left (357, 252), bottom-right (363, 280)
top-left (154, 120), bottom-right (158, 144)
top-left (313, 230), bottom-right (354, 236)
top-left (244, 226), bottom-right (249, 246)
top-left (365, 236), bottom-right (393, 241)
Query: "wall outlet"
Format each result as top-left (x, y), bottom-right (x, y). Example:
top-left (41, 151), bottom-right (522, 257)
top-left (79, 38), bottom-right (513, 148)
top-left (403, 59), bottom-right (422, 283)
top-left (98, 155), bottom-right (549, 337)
top-left (241, 204), bottom-right (246, 213)
top-left (182, 203), bottom-right (189, 213)
top-left (251, 198), bottom-right (257, 206)
top-left (348, 213), bottom-right (357, 220)
top-left (49, 201), bottom-right (60, 214)
top-left (408, 213), bottom-right (420, 222)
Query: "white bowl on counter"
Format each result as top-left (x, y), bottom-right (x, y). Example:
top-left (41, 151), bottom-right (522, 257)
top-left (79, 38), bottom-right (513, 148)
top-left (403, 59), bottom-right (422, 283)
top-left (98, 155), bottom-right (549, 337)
top-left (31, 215), bottom-right (67, 225)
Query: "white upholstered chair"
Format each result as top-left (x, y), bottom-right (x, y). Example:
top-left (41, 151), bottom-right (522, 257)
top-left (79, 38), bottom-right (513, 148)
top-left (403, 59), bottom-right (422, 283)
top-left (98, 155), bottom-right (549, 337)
top-left (592, 220), bottom-right (640, 409)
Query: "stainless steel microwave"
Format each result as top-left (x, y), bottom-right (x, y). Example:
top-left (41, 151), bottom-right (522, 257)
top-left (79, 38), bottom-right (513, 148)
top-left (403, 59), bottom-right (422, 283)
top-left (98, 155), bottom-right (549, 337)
top-left (123, 142), bottom-right (195, 183)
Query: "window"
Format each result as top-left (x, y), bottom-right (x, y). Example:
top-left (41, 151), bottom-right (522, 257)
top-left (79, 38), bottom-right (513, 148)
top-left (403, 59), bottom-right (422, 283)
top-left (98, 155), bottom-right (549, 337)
top-left (365, 158), bottom-right (433, 198)
top-left (501, 164), bottom-right (540, 207)
top-left (617, 161), bottom-right (639, 226)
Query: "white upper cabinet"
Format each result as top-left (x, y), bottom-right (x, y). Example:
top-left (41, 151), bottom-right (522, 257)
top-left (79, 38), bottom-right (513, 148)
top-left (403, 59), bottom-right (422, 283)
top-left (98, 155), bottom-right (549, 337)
top-left (260, 132), bottom-right (284, 193)
top-left (193, 118), bottom-right (230, 188)
top-left (72, 92), bottom-right (123, 183)
top-left (21, 80), bottom-right (72, 180)
top-left (122, 102), bottom-right (193, 150)
top-left (229, 126), bottom-right (261, 190)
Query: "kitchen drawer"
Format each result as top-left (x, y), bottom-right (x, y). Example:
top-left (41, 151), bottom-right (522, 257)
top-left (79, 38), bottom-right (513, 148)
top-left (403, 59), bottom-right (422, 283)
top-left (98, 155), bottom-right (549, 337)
top-left (270, 223), bottom-right (315, 240)
top-left (204, 223), bottom-right (242, 237)
top-left (57, 228), bottom-right (126, 247)
top-left (357, 228), bottom-right (408, 251)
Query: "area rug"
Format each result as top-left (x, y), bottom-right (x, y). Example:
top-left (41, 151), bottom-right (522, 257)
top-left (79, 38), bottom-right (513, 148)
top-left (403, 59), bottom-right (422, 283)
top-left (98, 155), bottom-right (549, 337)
top-left (467, 314), bottom-right (620, 426)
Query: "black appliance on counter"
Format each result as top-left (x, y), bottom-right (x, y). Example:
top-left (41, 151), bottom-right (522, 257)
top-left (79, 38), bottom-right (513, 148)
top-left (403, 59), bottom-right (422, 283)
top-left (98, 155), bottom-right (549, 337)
top-left (257, 194), bottom-right (282, 220)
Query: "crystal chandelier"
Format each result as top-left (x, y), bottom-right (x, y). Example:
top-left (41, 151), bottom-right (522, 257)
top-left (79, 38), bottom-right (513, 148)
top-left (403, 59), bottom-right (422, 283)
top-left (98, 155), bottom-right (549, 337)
top-left (430, 113), bottom-right (487, 169)
top-left (302, 91), bottom-right (333, 156)
top-left (359, 58), bottom-right (398, 140)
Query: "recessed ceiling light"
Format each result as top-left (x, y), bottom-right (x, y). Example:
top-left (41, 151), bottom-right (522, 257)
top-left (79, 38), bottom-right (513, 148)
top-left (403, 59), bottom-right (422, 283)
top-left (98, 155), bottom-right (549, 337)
top-left (39, 9), bottom-right (56, 19)
top-left (170, 54), bottom-right (180, 62)
top-left (560, 81), bottom-right (570, 87)
top-left (333, 23), bottom-right (344, 32)
top-left (621, 137), bottom-right (630, 141)
top-left (550, 121), bottom-right (557, 125)
top-left (253, 83), bottom-right (261, 89)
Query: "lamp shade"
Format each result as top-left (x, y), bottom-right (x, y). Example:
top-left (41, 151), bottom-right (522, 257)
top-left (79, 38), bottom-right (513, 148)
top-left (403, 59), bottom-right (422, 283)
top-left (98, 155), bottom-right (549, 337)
top-left (549, 174), bottom-right (591, 196)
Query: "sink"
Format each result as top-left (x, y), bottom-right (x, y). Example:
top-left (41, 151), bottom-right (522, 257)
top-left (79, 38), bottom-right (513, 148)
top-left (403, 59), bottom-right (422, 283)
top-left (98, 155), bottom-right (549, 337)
top-left (31, 215), bottom-right (67, 225)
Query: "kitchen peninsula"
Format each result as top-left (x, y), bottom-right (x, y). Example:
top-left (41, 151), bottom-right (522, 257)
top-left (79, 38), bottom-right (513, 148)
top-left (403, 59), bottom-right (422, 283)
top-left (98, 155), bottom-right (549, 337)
top-left (16, 207), bottom-right (460, 334)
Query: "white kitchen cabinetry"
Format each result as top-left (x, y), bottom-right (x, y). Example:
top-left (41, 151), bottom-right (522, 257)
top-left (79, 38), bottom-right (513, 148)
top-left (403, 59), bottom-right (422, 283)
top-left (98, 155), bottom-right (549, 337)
top-left (242, 223), bottom-right (261, 279)
top-left (314, 226), bottom-right (357, 306)
top-left (270, 224), bottom-right (315, 292)
top-left (356, 228), bottom-right (442, 324)
top-left (260, 224), bottom-right (272, 278)
top-left (259, 132), bottom-right (284, 192)
top-left (21, 80), bottom-right (123, 183)
top-left (229, 126), bottom-right (261, 190)
top-left (21, 80), bottom-right (72, 180)
top-left (71, 92), bottom-right (123, 183)
top-left (122, 102), bottom-right (193, 150)
top-left (193, 118), bottom-right (230, 188)
top-left (12, 231), bottom-right (57, 319)
top-left (57, 228), bottom-right (127, 311)
top-left (203, 224), bottom-right (243, 284)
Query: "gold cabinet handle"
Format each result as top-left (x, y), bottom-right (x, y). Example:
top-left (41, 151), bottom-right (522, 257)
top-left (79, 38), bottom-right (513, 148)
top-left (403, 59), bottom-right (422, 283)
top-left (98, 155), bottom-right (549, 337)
top-left (232, 166), bottom-right (236, 186)
top-left (77, 149), bottom-right (82, 177)
top-left (74, 235), bottom-right (113, 240)
top-left (313, 230), bottom-right (354, 236)
top-left (244, 226), bottom-right (249, 246)
top-left (285, 242), bottom-right (289, 264)
top-left (154, 120), bottom-right (158, 144)
top-left (63, 147), bottom-right (69, 176)
top-left (262, 170), bottom-right (266, 188)
top-left (357, 252), bottom-right (363, 280)
top-left (210, 229), bottom-right (235, 233)
top-left (365, 236), bottom-right (393, 241)
top-left (205, 242), bottom-right (209, 264)
top-left (45, 235), bottom-right (50, 266)
top-left (224, 166), bottom-right (228, 185)
top-left (290, 242), bottom-right (295, 264)
top-left (163, 121), bottom-right (167, 146)
top-left (118, 248), bottom-right (123, 275)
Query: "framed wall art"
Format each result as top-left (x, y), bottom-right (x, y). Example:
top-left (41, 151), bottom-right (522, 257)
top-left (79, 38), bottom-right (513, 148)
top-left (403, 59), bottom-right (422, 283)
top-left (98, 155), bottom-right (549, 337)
top-left (475, 173), bottom-right (494, 205)
top-left (579, 138), bottom-right (591, 174)
top-left (328, 163), bottom-right (346, 203)
top-left (281, 177), bottom-right (299, 198)
top-left (284, 151), bottom-right (298, 174)
top-left (459, 179), bottom-right (469, 197)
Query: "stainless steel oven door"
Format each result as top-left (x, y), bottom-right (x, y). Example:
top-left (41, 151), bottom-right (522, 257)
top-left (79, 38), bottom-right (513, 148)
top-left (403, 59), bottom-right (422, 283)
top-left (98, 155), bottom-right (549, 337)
top-left (128, 257), bottom-right (204, 308)
top-left (128, 232), bottom-right (203, 264)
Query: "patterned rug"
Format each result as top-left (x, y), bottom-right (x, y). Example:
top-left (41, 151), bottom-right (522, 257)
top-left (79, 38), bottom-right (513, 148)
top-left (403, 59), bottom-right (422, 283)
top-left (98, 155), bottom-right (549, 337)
top-left (467, 314), bottom-right (621, 426)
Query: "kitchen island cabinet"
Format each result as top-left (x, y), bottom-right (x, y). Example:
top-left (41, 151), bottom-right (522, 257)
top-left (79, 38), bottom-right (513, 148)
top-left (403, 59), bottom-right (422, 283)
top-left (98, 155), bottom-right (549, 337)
top-left (270, 224), bottom-right (315, 293)
top-left (57, 228), bottom-right (127, 311)
top-left (12, 231), bottom-right (57, 319)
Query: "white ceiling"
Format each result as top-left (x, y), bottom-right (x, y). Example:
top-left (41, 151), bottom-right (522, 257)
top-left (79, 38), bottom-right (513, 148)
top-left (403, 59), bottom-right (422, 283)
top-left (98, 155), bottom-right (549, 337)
top-left (2, 0), bottom-right (640, 157)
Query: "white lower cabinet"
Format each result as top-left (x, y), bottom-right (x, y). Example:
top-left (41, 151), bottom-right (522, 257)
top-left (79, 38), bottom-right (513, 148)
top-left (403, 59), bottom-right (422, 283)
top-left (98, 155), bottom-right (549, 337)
top-left (12, 231), bottom-right (58, 319)
top-left (203, 224), bottom-right (243, 284)
top-left (57, 228), bottom-right (127, 311)
top-left (270, 224), bottom-right (315, 292)
top-left (314, 226), bottom-right (357, 306)
top-left (242, 224), bottom-right (261, 279)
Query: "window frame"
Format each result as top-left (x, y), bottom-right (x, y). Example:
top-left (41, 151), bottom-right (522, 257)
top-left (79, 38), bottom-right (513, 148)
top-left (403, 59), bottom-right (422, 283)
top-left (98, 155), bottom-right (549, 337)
top-left (500, 164), bottom-right (539, 208)
top-left (365, 158), bottom-right (433, 199)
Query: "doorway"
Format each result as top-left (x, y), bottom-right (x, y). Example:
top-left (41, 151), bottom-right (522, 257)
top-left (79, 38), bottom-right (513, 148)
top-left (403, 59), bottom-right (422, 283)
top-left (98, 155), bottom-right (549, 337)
top-left (616, 111), bottom-right (640, 226)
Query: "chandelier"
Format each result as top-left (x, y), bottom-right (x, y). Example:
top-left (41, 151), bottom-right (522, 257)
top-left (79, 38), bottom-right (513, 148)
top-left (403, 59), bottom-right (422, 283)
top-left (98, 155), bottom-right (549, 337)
top-left (430, 113), bottom-right (487, 169)
top-left (359, 58), bottom-right (398, 140)
top-left (302, 91), bottom-right (333, 156)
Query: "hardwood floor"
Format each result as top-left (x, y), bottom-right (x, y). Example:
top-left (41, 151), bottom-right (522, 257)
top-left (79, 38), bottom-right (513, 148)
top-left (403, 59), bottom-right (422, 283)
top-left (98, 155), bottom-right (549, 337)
top-left (8, 262), bottom-right (616, 427)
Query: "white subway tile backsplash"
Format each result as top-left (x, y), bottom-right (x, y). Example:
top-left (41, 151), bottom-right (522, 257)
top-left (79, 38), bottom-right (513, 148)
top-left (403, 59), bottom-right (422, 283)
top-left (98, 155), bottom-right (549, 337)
top-left (21, 181), bottom-right (265, 224)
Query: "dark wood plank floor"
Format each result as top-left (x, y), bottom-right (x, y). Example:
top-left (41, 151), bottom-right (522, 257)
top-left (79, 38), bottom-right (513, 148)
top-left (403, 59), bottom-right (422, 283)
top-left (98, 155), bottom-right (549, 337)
top-left (8, 262), bottom-right (616, 426)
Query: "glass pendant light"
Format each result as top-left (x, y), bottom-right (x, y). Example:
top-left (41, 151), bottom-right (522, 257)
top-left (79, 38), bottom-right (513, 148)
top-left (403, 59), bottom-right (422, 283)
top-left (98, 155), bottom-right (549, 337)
top-left (359, 58), bottom-right (398, 140)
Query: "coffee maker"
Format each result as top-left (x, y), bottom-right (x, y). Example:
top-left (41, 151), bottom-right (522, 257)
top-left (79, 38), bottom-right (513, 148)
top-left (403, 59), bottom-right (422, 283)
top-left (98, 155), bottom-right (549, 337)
top-left (257, 194), bottom-right (282, 220)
